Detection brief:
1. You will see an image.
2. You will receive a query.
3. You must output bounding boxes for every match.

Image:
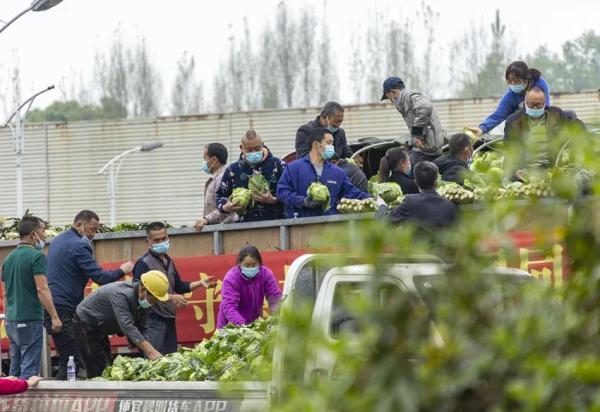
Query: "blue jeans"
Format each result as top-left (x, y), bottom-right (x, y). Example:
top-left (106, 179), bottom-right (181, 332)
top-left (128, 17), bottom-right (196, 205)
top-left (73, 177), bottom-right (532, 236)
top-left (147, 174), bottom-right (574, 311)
top-left (5, 320), bottom-right (43, 379)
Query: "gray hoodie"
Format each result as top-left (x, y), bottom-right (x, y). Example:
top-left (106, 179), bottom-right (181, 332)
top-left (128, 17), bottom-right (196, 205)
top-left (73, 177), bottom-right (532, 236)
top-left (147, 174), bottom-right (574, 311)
top-left (394, 89), bottom-right (445, 156)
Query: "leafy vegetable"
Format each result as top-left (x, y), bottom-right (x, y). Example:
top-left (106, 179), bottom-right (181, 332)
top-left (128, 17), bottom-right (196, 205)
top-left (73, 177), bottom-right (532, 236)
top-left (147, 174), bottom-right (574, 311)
top-left (248, 173), bottom-right (271, 197)
top-left (370, 182), bottom-right (403, 204)
top-left (307, 182), bottom-right (331, 211)
top-left (102, 317), bottom-right (277, 382)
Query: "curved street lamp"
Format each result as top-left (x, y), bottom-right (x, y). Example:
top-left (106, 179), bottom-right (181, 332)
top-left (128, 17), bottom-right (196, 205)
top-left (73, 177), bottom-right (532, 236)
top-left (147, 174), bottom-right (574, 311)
top-left (2, 85), bottom-right (55, 218)
top-left (0, 0), bottom-right (63, 35)
top-left (97, 142), bottom-right (164, 227)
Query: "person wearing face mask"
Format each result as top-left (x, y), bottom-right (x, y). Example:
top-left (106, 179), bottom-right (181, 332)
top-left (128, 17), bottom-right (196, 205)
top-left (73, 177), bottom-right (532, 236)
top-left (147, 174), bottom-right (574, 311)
top-left (217, 246), bottom-right (281, 329)
top-left (381, 77), bottom-right (445, 167)
top-left (295, 101), bottom-right (353, 160)
top-left (2, 216), bottom-right (62, 380)
top-left (467, 61), bottom-right (551, 138)
top-left (378, 147), bottom-right (419, 195)
top-left (434, 133), bottom-right (474, 186)
top-left (216, 130), bottom-right (284, 222)
top-left (277, 128), bottom-right (371, 218)
top-left (194, 143), bottom-right (236, 231)
top-left (133, 222), bottom-right (214, 355)
top-left (73, 270), bottom-right (169, 378)
top-left (504, 87), bottom-right (587, 176)
top-left (46, 210), bottom-right (134, 380)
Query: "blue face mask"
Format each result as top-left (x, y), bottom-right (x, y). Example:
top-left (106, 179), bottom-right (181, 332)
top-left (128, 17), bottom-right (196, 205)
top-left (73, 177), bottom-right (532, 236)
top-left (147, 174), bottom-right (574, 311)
top-left (326, 125), bottom-right (339, 134)
top-left (151, 240), bottom-right (169, 254)
top-left (321, 144), bottom-right (335, 160)
top-left (245, 150), bottom-right (263, 164)
top-left (241, 266), bottom-right (260, 279)
top-left (139, 291), bottom-right (152, 309)
top-left (200, 160), bottom-right (210, 174)
top-left (509, 83), bottom-right (526, 94)
top-left (525, 105), bottom-right (545, 118)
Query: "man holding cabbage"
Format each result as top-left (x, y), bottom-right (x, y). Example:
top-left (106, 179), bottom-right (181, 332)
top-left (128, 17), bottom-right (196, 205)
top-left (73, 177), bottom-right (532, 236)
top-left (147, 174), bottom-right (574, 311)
top-left (216, 130), bottom-right (284, 222)
top-left (277, 128), bottom-right (371, 218)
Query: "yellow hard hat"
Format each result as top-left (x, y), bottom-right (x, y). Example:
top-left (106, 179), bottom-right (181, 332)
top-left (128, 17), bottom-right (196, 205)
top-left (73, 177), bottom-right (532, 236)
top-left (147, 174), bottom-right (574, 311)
top-left (140, 270), bottom-right (170, 302)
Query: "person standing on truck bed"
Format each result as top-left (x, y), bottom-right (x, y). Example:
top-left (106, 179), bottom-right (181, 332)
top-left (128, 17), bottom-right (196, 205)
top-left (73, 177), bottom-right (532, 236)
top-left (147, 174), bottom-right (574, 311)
top-left (133, 221), bottom-right (215, 355)
top-left (73, 270), bottom-right (168, 378)
top-left (194, 142), bottom-right (236, 232)
top-left (381, 76), bottom-right (445, 167)
top-left (378, 147), bottom-right (419, 195)
top-left (466, 61), bottom-right (551, 138)
top-left (434, 133), bottom-right (473, 186)
top-left (277, 128), bottom-right (371, 218)
top-left (2, 216), bottom-right (62, 380)
top-left (46, 210), bottom-right (134, 380)
top-left (216, 129), bottom-right (284, 222)
top-left (217, 246), bottom-right (282, 329)
top-left (295, 101), bottom-right (353, 160)
top-left (376, 161), bottom-right (457, 228)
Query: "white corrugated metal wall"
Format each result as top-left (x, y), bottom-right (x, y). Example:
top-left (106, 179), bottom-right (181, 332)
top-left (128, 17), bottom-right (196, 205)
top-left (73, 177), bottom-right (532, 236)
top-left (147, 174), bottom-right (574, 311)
top-left (0, 91), bottom-right (598, 226)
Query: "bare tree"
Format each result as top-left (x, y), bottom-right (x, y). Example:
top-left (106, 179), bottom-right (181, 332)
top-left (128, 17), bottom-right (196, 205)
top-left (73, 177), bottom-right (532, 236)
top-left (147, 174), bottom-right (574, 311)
top-left (316, 3), bottom-right (339, 104)
top-left (258, 27), bottom-right (280, 109)
top-left (95, 27), bottom-right (130, 117)
top-left (348, 31), bottom-right (366, 103)
top-left (171, 51), bottom-right (204, 116)
top-left (365, 11), bottom-right (386, 102)
top-left (417, 1), bottom-right (440, 97)
top-left (130, 37), bottom-right (163, 117)
top-left (240, 17), bottom-right (259, 111)
top-left (297, 7), bottom-right (317, 107)
top-left (274, 2), bottom-right (297, 107)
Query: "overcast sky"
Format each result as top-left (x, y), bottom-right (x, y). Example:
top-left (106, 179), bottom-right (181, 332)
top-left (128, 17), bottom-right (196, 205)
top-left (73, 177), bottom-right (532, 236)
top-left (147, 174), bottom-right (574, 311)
top-left (1, 0), bottom-right (598, 114)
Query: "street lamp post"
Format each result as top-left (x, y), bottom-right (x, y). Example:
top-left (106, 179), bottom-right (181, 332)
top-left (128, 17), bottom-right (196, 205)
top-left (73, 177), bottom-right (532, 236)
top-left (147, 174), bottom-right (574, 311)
top-left (0, 0), bottom-right (63, 35)
top-left (2, 85), bottom-right (55, 217)
top-left (97, 142), bottom-right (164, 227)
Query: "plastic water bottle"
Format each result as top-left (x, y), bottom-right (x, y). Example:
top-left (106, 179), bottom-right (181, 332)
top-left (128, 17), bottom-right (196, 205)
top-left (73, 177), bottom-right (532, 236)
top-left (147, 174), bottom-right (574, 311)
top-left (67, 356), bottom-right (76, 381)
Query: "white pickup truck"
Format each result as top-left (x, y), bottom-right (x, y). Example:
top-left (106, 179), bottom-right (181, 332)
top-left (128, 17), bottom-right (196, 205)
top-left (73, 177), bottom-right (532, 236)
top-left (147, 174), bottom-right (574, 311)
top-left (0, 254), bottom-right (533, 412)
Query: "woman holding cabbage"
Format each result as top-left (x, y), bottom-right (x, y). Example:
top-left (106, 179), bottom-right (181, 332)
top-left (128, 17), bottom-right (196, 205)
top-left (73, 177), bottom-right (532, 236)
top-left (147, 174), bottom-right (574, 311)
top-left (276, 128), bottom-right (371, 218)
top-left (217, 246), bottom-right (282, 329)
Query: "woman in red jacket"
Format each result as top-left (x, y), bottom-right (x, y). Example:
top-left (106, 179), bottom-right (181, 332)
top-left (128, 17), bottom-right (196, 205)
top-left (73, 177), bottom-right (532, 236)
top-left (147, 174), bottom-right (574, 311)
top-left (0, 375), bottom-right (41, 395)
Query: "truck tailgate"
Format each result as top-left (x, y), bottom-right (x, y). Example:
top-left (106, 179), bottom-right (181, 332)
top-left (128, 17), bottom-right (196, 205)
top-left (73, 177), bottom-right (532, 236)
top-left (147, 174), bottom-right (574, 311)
top-left (0, 381), bottom-right (269, 412)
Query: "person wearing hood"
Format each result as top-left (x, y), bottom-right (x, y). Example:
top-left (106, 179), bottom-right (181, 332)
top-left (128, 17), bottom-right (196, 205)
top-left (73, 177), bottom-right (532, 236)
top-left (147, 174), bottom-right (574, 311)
top-left (381, 76), bottom-right (445, 167)
top-left (434, 133), bottom-right (473, 186)
top-left (467, 61), bottom-right (551, 138)
top-left (295, 101), bottom-right (353, 159)
top-left (217, 246), bottom-right (282, 329)
top-left (133, 222), bottom-right (215, 355)
top-left (73, 270), bottom-right (169, 378)
top-left (216, 130), bottom-right (284, 222)
top-left (378, 147), bottom-right (419, 195)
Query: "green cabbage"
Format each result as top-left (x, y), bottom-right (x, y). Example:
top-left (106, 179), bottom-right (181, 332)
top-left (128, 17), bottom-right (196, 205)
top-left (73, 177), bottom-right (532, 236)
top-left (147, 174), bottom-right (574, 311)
top-left (307, 182), bottom-right (331, 211)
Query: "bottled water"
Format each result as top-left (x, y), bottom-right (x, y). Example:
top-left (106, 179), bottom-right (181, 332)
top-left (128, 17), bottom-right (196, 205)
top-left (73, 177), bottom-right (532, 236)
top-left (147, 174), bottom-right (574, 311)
top-left (67, 356), bottom-right (76, 381)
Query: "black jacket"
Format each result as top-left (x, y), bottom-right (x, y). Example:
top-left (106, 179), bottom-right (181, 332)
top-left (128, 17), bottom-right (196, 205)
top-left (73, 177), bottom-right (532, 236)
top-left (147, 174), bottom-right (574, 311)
top-left (388, 171), bottom-right (419, 195)
top-left (434, 155), bottom-right (470, 185)
top-left (377, 190), bottom-right (457, 228)
top-left (295, 117), bottom-right (353, 159)
top-left (337, 159), bottom-right (368, 192)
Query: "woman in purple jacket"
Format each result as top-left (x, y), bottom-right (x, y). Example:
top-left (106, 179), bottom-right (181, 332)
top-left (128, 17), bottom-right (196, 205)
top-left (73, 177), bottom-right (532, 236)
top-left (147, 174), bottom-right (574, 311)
top-left (216, 246), bottom-right (282, 329)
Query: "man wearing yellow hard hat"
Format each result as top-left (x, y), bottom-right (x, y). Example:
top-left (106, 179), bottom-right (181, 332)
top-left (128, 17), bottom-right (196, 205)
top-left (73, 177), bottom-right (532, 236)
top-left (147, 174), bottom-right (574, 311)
top-left (71, 270), bottom-right (169, 378)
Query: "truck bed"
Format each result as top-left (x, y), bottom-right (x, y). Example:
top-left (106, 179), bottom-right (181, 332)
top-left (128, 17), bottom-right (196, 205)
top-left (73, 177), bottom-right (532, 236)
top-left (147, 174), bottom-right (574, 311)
top-left (0, 380), bottom-right (269, 412)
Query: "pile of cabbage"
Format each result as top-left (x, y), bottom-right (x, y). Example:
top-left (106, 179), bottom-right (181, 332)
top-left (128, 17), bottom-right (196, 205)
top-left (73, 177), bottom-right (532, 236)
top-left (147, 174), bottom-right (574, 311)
top-left (100, 317), bottom-right (276, 382)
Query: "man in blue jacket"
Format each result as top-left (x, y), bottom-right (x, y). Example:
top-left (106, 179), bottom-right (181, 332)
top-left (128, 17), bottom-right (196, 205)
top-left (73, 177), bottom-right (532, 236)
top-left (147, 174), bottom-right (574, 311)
top-left (277, 128), bottom-right (371, 218)
top-left (45, 210), bottom-right (134, 380)
top-left (216, 130), bottom-right (284, 222)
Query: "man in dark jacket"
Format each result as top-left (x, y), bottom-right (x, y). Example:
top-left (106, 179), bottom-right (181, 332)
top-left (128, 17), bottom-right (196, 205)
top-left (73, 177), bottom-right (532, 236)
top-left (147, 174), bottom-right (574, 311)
top-left (434, 133), bottom-right (473, 185)
top-left (73, 271), bottom-right (169, 378)
top-left (504, 87), bottom-right (587, 170)
top-left (295, 101), bottom-right (353, 159)
top-left (277, 128), bottom-right (371, 218)
top-left (377, 161), bottom-right (457, 228)
top-left (216, 130), bottom-right (284, 222)
top-left (133, 222), bottom-right (213, 355)
top-left (46, 210), bottom-right (134, 380)
top-left (331, 155), bottom-right (368, 192)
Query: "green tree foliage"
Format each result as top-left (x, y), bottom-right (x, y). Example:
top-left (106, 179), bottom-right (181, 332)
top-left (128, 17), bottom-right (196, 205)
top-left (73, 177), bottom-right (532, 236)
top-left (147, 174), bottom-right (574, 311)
top-left (27, 97), bottom-right (126, 123)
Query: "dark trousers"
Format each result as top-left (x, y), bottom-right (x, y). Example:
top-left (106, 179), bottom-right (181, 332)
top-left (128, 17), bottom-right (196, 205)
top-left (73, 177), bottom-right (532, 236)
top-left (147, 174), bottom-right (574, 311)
top-left (72, 314), bottom-right (111, 379)
top-left (144, 314), bottom-right (178, 355)
top-left (409, 150), bottom-right (439, 168)
top-left (44, 305), bottom-right (78, 380)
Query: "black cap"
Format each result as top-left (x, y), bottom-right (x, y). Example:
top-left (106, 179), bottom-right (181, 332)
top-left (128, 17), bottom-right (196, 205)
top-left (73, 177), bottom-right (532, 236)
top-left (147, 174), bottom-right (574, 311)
top-left (381, 76), bottom-right (405, 101)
